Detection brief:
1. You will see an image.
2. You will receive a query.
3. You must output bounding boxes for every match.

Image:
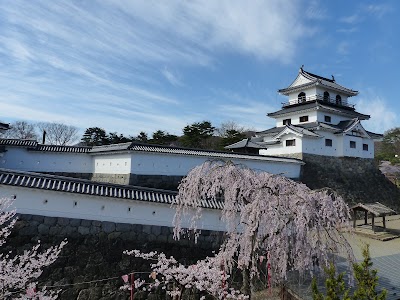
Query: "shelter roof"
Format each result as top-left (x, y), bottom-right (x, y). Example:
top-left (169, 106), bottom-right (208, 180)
top-left (351, 202), bottom-right (396, 217)
top-left (278, 67), bottom-right (358, 96)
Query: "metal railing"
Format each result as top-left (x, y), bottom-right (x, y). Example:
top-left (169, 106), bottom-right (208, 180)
top-left (282, 94), bottom-right (354, 109)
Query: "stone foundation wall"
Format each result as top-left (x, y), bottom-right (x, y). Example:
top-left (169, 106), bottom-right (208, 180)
top-left (8, 214), bottom-right (224, 300)
top-left (300, 154), bottom-right (400, 211)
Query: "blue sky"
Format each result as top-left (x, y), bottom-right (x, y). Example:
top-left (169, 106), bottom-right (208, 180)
top-left (0, 0), bottom-right (398, 137)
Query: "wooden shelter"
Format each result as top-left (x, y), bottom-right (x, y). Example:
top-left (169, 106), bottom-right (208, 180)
top-left (351, 202), bottom-right (396, 232)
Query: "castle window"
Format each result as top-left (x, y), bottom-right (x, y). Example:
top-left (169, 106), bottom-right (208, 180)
top-left (363, 143), bottom-right (368, 151)
top-left (283, 118), bottom-right (291, 125)
top-left (350, 141), bottom-right (356, 148)
top-left (324, 115), bottom-right (331, 122)
top-left (298, 92), bottom-right (306, 103)
top-left (299, 116), bottom-right (309, 122)
top-left (286, 139), bottom-right (296, 147)
top-left (336, 95), bottom-right (342, 105)
top-left (323, 91), bottom-right (330, 102)
top-left (325, 139), bottom-right (332, 147)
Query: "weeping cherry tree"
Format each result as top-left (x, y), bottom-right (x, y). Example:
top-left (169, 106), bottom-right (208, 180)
top-left (126, 161), bottom-right (355, 298)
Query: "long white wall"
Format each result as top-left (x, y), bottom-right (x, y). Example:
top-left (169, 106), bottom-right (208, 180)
top-left (129, 152), bottom-right (302, 179)
top-left (0, 185), bottom-right (226, 231)
top-left (0, 148), bottom-right (93, 173)
top-left (0, 146), bottom-right (302, 179)
top-left (93, 153), bottom-right (132, 174)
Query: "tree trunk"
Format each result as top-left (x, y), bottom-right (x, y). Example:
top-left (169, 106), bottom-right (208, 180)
top-left (241, 268), bottom-right (251, 298)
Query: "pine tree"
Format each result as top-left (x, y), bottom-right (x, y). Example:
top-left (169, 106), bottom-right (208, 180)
top-left (312, 263), bottom-right (350, 300)
top-left (352, 245), bottom-right (387, 300)
top-left (312, 245), bottom-right (387, 300)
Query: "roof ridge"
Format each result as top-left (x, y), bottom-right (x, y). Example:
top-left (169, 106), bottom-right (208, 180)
top-left (301, 67), bottom-right (335, 83)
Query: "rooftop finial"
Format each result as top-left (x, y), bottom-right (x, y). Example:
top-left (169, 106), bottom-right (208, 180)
top-left (331, 75), bottom-right (335, 82)
top-left (300, 64), bottom-right (304, 71)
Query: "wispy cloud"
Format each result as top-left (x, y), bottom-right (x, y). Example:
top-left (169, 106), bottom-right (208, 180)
top-left (356, 95), bottom-right (396, 133)
top-left (0, 1), bottom-right (316, 136)
top-left (364, 4), bottom-right (392, 18)
top-left (161, 67), bottom-right (183, 86)
top-left (337, 41), bottom-right (351, 55)
top-left (340, 14), bottom-right (361, 24)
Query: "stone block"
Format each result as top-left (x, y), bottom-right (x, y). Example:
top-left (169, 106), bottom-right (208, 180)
top-left (120, 231), bottom-right (137, 241)
top-left (92, 220), bottom-right (101, 227)
top-left (31, 215), bottom-right (44, 222)
top-left (131, 224), bottom-right (142, 232)
top-left (90, 226), bottom-right (100, 235)
top-left (102, 221), bottom-right (115, 233)
top-left (49, 226), bottom-right (61, 236)
top-left (58, 217), bottom-right (70, 226)
top-left (19, 225), bottom-right (38, 236)
top-left (142, 225), bottom-right (151, 235)
top-left (81, 219), bottom-right (92, 227)
top-left (115, 223), bottom-right (132, 232)
top-left (151, 225), bottom-right (161, 236)
top-left (69, 218), bottom-right (81, 227)
top-left (108, 232), bottom-right (121, 240)
top-left (60, 225), bottom-right (75, 236)
top-left (44, 217), bottom-right (57, 226)
top-left (38, 224), bottom-right (50, 235)
top-left (78, 226), bottom-right (90, 235)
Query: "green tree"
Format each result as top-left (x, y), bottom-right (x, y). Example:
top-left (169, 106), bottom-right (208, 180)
top-left (180, 121), bottom-right (215, 148)
top-left (219, 129), bottom-right (246, 149)
top-left (352, 245), bottom-right (387, 300)
top-left (135, 131), bottom-right (149, 143)
top-left (81, 127), bottom-right (108, 146)
top-left (312, 264), bottom-right (350, 300)
top-left (375, 127), bottom-right (400, 163)
top-left (107, 132), bottom-right (132, 144)
top-left (150, 130), bottom-right (178, 145)
top-left (312, 245), bottom-right (386, 300)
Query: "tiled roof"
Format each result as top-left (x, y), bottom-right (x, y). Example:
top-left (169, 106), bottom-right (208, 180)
top-left (279, 68), bottom-right (358, 96)
top-left (90, 142), bottom-right (304, 164)
top-left (0, 138), bottom-right (92, 153)
top-left (267, 101), bottom-right (370, 120)
top-left (33, 144), bottom-right (92, 153)
top-left (285, 124), bottom-right (321, 138)
top-left (0, 139), bottom-right (38, 147)
top-left (0, 168), bottom-right (224, 209)
top-left (224, 138), bottom-right (265, 149)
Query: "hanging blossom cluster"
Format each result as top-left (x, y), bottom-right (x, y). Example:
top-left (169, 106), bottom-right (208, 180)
top-left (123, 249), bottom-right (248, 299)
top-left (173, 160), bottom-right (355, 285)
top-left (0, 198), bottom-right (67, 299)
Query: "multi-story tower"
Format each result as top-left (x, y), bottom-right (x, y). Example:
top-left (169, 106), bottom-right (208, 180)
top-left (227, 67), bottom-right (382, 159)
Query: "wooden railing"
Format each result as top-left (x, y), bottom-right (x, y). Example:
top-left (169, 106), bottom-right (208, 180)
top-left (282, 94), bottom-right (354, 109)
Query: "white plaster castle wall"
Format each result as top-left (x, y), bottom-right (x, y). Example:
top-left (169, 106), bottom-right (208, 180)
top-left (288, 87), bottom-right (316, 104)
top-left (275, 111), bottom-right (318, 126)
top-left (302, 132), bottom-right (339, 156)
top-left (315, 112), bottom-right (354, 124)
top-left (342, 135), bottom-right (374, 158)
top-left (0, 185), bottom-right (226, 231)
top-left (259, 133), bottom-right (302, 157)
top-left (0, 147), bottom-right (92, 173)
top-left (92, 153), bottom-right (132, 174)
top-left (130, 152), bottom-right (302, 179)
top-left (315, 87), bottom-right (349, 103)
